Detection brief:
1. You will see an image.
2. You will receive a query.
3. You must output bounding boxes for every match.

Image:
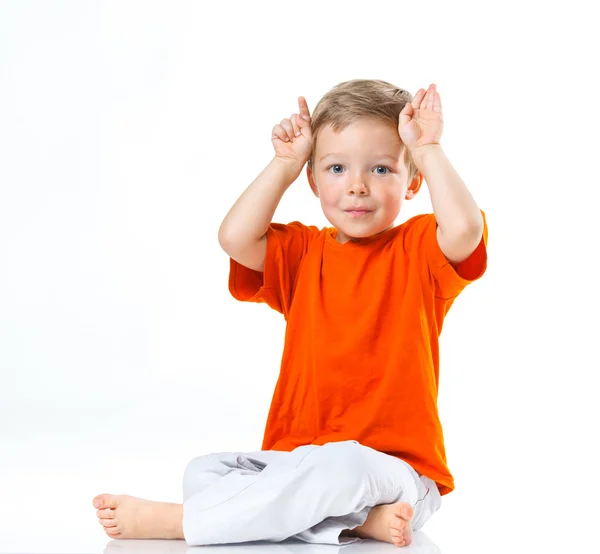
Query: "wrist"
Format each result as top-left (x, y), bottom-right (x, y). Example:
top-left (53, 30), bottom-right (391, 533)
top-left (409, 144), bottom-right (443, 165)
top-left (273, 156), bottom-right (306, 181)
top-left (273, 154), bottom-right (305, 169)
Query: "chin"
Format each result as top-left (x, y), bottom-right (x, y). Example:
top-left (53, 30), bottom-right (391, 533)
top-left (340, 225), bottom-right (382, 240)
top-left (345, 228), bottom-right (374, 238)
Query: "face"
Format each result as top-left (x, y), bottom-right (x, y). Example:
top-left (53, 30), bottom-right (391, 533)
top-left (307, 119), bottom-right (422, 244)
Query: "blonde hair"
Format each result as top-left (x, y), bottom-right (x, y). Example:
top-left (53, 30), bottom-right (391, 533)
top-left (307, 79), bottom-right (418, 183)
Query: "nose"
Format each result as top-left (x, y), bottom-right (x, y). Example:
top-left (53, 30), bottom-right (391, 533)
top-left (347, 181), bottom-right (369, 195)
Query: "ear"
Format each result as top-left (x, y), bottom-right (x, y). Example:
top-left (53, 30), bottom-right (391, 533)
top-left (405, 173), bottom-right (423, 199)
top-left (307, 164), bottom-right (319, 197)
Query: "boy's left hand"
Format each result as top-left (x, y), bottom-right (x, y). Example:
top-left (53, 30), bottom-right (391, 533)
top-left (398, 83), bottom-right (443, 153)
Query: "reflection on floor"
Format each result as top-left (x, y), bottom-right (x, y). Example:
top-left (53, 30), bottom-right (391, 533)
top-left (100, 530), bottom-right (441, 554)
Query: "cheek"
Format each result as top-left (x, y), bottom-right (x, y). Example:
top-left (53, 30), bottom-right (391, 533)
top-left (319, 187), bottom-right (340, 207)
top-left (381, 187), bottom-right (402, 206)
top-left (369, 192), bottom-right (400, 217)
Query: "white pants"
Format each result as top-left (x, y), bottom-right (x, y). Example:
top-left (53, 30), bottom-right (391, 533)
top-left (182, 439), bottom-right (441, 546)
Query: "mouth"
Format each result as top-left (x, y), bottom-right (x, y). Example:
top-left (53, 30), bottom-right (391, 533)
top-left (344, 209), bottom-right (373, 218)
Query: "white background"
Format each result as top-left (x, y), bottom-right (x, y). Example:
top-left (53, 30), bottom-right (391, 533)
top-left (1, 1), bottom-right (598, 552)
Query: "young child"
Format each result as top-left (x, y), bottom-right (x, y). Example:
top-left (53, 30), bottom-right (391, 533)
top-left (93, 79), bottom-right (488, 547)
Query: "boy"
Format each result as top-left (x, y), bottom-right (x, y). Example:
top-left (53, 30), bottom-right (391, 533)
top-left (93, 79), bottom-right (488, 547)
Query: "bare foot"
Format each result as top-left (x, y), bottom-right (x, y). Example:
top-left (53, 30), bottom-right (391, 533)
top-left (342, 502), bottom-right (414, 547)
top-left (93, 494), bottom-right (184, 540)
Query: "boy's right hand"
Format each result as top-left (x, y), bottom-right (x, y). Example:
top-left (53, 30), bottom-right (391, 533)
top-left (272, 96), bottom-right (313, 168)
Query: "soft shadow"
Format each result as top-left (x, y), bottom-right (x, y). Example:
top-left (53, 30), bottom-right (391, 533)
top-left (102, 530), bottom-right (440, 553)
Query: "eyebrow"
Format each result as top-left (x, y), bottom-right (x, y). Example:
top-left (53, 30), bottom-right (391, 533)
top-left (319, 153), bottom-right (398, 162)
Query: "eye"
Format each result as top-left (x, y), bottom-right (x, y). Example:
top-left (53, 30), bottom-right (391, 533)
top-left (374, 165), bottom-right (391, 175)
top-left (326, 164), bottom-right (392, 175)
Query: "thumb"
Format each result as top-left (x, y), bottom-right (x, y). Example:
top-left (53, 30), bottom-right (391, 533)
top-left (296, 113), bottom-right (313, 138)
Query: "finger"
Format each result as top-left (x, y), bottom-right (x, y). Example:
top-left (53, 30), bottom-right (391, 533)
top-left (414, 87), bottom-right (425, 108)
top-left (280, 118), bottom-right (295, 140)
top-left (272, 123), bottom-right (290, 142)
top-left (418, 87), bottom-right (428, 109)
top-left (295, 113), bottom-right (312, 140)
top-left (280, 118), bottom-right (294, 140)
top-left (296, 113), bottom-right (311, 132)
top-left (290, 114), bottom-right (301, 137)
top-left (433, 90), bottom-right (442, 113)
top-left (298, 96), bottom-right (311, 120)
top-left (427, 84), bottom-right (435, 110)
top-left (399, 101), bottom-right (411, 127)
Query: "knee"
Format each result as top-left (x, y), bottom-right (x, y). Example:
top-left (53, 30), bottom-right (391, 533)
top-left (182, 453), bottom-right (225, 502)
top-left (184, 452), bottom-right (216, 475)
top-left (302, 440), bottom-right (369, 490)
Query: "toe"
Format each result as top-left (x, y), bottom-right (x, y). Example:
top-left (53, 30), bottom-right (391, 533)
top-left (97, 508), bottom-right (115, 519)
top-left (391, 533), bottom-right (405, 545)
top-left (105, 527), bottom-right (121, 538)
top-left (94, 494), bottom-right (119, 510)
top-left (390, 517), bottom-right (405, 531)
top-left (400, 504), bottom-right (414, 520)
top-left (100, 518), bottom-right (117, 528)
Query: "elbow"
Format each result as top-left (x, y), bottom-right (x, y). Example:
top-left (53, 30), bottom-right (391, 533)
top-left (467, 215), bottom-right (484, 240)
top-left (217, 225), bottom-right (228, 247)
top-left (218, 221), bottom-right (235, 247)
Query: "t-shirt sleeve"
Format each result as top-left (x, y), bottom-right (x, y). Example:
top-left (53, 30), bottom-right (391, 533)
top-left (412, 209), bottom-right (488, 299)
top-left (228, 221), bottom-right (318, 317)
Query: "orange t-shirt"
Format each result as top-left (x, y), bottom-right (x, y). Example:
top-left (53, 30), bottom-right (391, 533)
top-left (228, 210), bottom-right (488, 496)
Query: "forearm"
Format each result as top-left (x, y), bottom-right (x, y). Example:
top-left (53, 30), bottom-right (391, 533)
top-left (218, 157), bottom-right (304, 245)
top-left (411, 145), bottom-right (483, 235)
